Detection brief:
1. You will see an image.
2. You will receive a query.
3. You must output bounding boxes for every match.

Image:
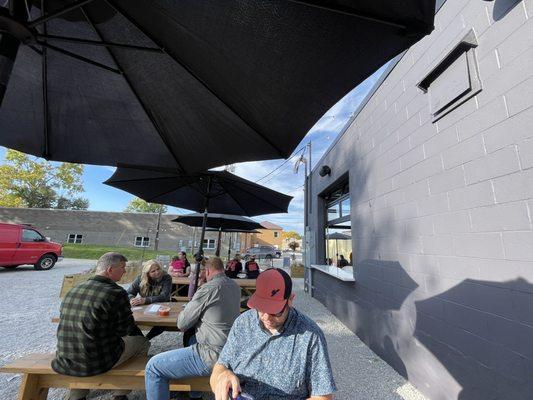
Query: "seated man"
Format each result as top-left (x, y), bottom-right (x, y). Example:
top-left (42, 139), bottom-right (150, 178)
top-left (52, 252), bottom-right (150, 400)
top-left (210, 268), bottom-right (336, 400)
top-left (338, 255), bottom-right (349, 268)
top-left (145, 256), bottom-right (241, 400)
top-left (244, 255), bottom-right (260, 279)
top-left (225, 254), bottom-right (243, 279)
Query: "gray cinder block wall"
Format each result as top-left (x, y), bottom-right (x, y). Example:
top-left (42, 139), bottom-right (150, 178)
top-left (308, 0), bottom-right (533, 399)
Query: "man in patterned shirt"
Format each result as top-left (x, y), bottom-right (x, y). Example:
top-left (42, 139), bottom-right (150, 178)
top-left (52, 252), bottom-right (150, 400)
top-left (210, 268), bottom-right (336, 400)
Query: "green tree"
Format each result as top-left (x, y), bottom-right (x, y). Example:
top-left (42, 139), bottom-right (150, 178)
top-left (288, 241), bottom-right (300, 252)
top-left (282, 230), bottom-right (302, 241)
top-left (0, 150), bottom-right (89, 209)
top-left (124, 197), bottom-right (167, 213)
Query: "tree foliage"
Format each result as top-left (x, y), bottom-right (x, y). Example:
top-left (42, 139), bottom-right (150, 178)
top-left (282, 230), bottom-right (302, 241)
top-left (288, 241), bottom-right (300, 252)
top-left (124, 197), bottom-right (167, 213)
top-left (0, 150), bottom-right (89, 209)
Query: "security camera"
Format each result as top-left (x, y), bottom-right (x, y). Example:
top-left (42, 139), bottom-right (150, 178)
top-left (319, 165), bottom-right (331, 177)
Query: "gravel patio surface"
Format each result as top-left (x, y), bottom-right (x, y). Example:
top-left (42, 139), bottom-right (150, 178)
top-left (0, 259), bottom-right (428, 400)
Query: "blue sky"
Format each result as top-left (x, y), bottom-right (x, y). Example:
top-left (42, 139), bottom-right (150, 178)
top-left (0, 66), bottom-right (386, 234)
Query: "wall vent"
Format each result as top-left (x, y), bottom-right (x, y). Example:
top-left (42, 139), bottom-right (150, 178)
top-left (417, 30), bottom-right (482, 122)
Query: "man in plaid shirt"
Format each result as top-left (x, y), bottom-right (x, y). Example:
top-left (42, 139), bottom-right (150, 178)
top-left (52, 252), bottom-right (150, 400)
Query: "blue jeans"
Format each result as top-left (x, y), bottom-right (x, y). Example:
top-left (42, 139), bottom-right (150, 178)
top-left (145, 341), bottom-right (210, 400)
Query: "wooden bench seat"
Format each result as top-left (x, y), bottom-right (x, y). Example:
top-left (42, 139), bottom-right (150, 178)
top-left (1, 353), bottom-right (210, 400)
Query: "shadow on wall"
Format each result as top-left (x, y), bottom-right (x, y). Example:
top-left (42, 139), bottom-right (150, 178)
top-left (415, 278), bottom-right (533, 400)
top-left (352, 260), bottom-right (419, 379)
top-left (493, 0), bottom-right (522, 21)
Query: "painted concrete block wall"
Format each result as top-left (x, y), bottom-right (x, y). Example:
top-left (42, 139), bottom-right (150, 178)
top-left (308, 0), bottom-right (533, 399)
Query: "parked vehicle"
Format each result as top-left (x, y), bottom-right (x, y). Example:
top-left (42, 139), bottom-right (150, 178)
top-left (244, 245), bottom-right (282, 260)
top-left (0, 223), bottom-right (63, 270)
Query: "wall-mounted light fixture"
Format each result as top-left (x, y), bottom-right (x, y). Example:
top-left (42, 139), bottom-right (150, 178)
top-left (319, 165), bottom-right (331, 177)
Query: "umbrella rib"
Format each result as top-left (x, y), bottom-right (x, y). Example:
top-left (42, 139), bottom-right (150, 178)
top-left (28, 0), bottom-right (96, 28)
top-left (35, 34), bottom-right (164, 53)
top-left (81, 7), bottom-right (186, 173)
top-left (287, 1), bottom-right (407, 30)
top-left (103, 0), bottom-right (287, 159)
top-left (37, 40), bottom-right (122, 74)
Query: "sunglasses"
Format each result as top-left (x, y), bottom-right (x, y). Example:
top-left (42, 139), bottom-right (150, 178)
top-left (264, 300), bottom-right (288, 317)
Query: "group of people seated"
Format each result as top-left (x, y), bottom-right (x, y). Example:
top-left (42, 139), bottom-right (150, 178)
top-left (53, 252), bottom-right (336, 400)
top-left (224, 253), bottom-right (260, 279)
top-left (326, 253), bottom-right (352, 268)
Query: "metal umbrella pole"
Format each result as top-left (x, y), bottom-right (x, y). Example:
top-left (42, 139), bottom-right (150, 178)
top-left (215, 227), bottom-right (222, 256)
top-left (227, 233), bottom-right (233, 262)
top-left (192, 177), bottom-right (212, 295)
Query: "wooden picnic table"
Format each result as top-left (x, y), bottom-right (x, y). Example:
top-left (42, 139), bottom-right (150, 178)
top-left (52, 302), bottom-right (185, 331)
top-left (132, 302), bottom-right (184, 330)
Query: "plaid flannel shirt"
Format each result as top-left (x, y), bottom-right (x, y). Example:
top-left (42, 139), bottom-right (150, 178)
top-left (52, 275), bottom-right (141, 377)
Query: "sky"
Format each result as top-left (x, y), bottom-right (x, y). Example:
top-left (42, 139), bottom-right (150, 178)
top-left (0, 65), bottom-right (387, 234)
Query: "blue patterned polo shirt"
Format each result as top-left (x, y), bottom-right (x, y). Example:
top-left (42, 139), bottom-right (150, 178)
top-left (217, 307), bottom-right (336, 399)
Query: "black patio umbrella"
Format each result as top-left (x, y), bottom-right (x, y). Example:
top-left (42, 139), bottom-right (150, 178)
top-left (104, 166), bottom-right (291, 293)
top-left (0, 1), bottom-right (435, 172)
top-left (173, 213), bottom-right (263, 257)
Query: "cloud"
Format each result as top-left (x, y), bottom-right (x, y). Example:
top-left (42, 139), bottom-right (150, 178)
top-left (228, 67), bottom-right (387, 233)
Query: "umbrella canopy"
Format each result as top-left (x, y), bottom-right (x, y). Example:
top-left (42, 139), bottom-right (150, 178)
top-left (174, 213), bottom-right (263, 257)
top-left (206, 228), bottom-right (260, 234)
top-left (0, 1), bottom-right (435, 172)
top-left (173, 213), bottom-right (263, 231)
top-left (104, 167), bottom-right (292, 216)
top-left (326, 232), bottom-right (351, 240)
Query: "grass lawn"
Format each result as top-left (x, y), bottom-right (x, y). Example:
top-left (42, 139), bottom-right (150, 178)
top-left (62, 244), bottom-right (176, 261)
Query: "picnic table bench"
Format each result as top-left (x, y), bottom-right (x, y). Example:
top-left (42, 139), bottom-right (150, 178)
top-left (0, 353), bottom-right (210, 400)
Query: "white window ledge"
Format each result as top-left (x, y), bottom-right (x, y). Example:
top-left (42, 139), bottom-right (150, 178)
top-left (310, 264), bottom-right (355, 282)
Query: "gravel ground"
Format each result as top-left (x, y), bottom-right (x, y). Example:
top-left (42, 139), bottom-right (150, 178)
top-left (0, 259), bottom-right (428, 400)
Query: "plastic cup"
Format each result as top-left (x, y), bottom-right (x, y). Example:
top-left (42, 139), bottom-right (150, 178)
top-left (157, 306), bottom-right (171, 317)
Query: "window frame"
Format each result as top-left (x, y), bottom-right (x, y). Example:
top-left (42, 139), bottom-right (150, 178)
top-left (67, 233), bottom-right (83, 244)
top-left (134, 236), bottom-right (150, 247)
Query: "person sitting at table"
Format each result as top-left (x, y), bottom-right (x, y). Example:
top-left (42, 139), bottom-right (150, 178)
top-left (225, 254), bottom-right (243, 279)
top-left (338, 255), bottom-right (349, 268)
top-left (245, 255), bottom-right (260, 279)
top-left (145, 256), bottom-right (241, 400)
top-left (52, 252), bottom-right (150, 400)
top-left (210, 268), bottom-right (336, 400)
top-left (127, 259), bottom-right (172, 340)
top-left (168, 252), bottom-right (191, 277)
top-left (188, 256), bottom-right (207, 299)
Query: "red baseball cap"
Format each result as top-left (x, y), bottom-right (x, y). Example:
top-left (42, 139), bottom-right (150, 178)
top-left (247, 268), bottom-right (292, 314)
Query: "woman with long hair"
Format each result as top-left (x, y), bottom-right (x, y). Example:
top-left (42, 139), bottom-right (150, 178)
top-left (128, 259), bottom-right (172, 339)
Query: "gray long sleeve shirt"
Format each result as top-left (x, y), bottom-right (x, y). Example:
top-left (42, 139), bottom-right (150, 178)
top-left (177, 272), bottom-right (241, 368)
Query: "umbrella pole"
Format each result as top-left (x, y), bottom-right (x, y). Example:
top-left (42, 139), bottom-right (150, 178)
top-left (215, 227), bottom-right (222, 256)
top-left (336, 239), bottom-right (339, 266)
top-left (193, 177), bottom-right (212, 296)
top-left (227, 233), bottom-right (232, 262)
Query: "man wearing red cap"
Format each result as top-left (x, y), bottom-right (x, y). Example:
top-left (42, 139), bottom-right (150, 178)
top-left (210, 268), bottom-right (336, 400)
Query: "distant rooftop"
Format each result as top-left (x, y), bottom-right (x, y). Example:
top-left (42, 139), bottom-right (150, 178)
top-left (260, 221), bottom-right (283, 230)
